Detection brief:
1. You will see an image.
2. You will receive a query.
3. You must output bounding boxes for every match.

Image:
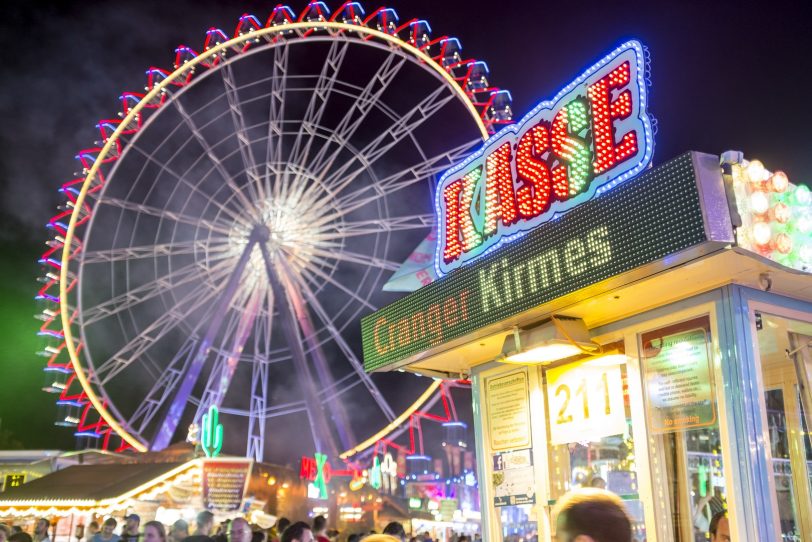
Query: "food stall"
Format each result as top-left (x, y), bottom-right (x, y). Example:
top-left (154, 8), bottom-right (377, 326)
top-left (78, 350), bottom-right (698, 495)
top-left (0, 456), bottom-right (307, 539)
top-left (362, 40), bottom-right (812, 541)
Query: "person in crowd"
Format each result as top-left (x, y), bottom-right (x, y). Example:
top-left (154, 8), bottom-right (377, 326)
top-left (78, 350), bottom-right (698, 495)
top-left (87, 522), bottom-right (100, 540)
top-left (310, 517), bottom-right (328, 542)
top-left (346, 535), bottom-right (360, 542)
top-left (212, 520), bottom-right (230, 542)
top-left (0, 523), bottom-right (11, 542)
top-left (33, 519), bottom-right (50, 542)
top-left (120, 514), bottom-right (140, 542)
top-left (92, 519), bottom-right (121, 542)
top-left (143, 522), bottom-right (166, 542)
top-left (9, 533), bottom-right (32, 542)
top-left (169, 521), bottom-right (188, 542)
top-left (709, 511), bottom-right (731, 542)
top-left (457, 536), bottom-right (471, 542)
top-left (183, 512), bottom-right (214, 542)
top-left (269, 519), bottom-right (290, 542)
top-left (229, 519), bottom-right (252, 542)
top-left (381, 523), bottom-right (405, 542)
top-left (10, 529), bottom-right (21, 536)
top-left (280, 522), bottom-right (311, 542)
top-left (589, 476), bottom-right (607, 490)
top-left (553, 487), bottom-right (632, 542)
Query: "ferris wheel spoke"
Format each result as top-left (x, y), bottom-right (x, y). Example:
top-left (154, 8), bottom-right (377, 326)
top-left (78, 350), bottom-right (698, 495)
top-left (283, 38), bottom-right (351, 200)
top-left (306, 247), bottom-right (401, 272)
top-left (284, 265), bottom-right (396, 421)
top-left (319, 378), bottom-right (365, 406)
top-left (310, 214), bottom-right (434, 242)
top-left (92, 267), bottom-right (233, 384)
top-left (305, 52), bottom-right (407, 183)
top-left (307, 138), bottom-right (479, 231)
top-left (81, 238), bottom-right (230, 264)
top-left (82, 257), bottom-right (234, 326)
top-left (222, 62), bottom-right (265, 204)
top-left (287, 253), bottom-right (376, 313)
top-left (334, 138), bottom-right (480, 211)
top-left (170, 98), bottom-right (258, 217)
top-left (317, 85), bottom-right (455, 195)
top-left (97, 196), bottom-right (234, 236)
top-left (126, 141), bottom-right (249, 225)
top-left (265, 43), bottom-right (290, 202)
top-left (127, 334), bottom-right (202, 435)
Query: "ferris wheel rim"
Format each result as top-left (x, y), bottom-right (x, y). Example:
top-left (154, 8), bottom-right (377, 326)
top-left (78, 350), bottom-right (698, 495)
top-left (59, 18), bottom-right (493, 453)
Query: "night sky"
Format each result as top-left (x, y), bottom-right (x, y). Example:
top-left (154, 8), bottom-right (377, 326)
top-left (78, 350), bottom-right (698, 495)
top-left (1, 0), bottom-right (810, 453)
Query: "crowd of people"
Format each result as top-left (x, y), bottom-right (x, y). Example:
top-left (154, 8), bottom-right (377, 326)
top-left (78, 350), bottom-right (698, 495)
top-left (0, 489), bottom-right (731, 542)
top-left (0, 513), bottom-right (448, 542)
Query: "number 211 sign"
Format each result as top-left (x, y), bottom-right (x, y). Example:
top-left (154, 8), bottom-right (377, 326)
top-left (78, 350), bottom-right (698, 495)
top-left (546, 359), bottom-right (626, 445)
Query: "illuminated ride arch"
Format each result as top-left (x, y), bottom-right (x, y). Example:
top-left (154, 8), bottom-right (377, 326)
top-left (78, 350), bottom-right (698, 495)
top-left (36, 1), bottom-right (512, 460)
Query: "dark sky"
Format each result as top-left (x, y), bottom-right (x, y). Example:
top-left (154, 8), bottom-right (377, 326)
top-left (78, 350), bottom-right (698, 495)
top-left (1, 0), bottom-right (810, 452)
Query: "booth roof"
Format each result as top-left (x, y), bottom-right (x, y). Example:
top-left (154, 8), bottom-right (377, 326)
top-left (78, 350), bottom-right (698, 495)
top-left (0, 461), bottom-right (186, 501)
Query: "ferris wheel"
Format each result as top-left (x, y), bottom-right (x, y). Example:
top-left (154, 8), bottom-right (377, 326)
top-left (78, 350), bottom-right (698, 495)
top-left (37, 1), bottom-right (512, 461)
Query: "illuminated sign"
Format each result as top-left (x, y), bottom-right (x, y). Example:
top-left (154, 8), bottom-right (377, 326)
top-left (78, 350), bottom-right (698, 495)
top-left (201, 459), bottom-right (252, 512)
top-left (545, 358), bottom-right (626, 445)
top-left (300, 453), bottom-right (331, 499)
top-left (380, 453), bottom-right (398, 494)
top-left (3, 474), bottom-right (25, 491)
top-left (724, 155), bottom-right (812, 272)
top-left (362, 153), bottom-right (710, 372)
top-left (200, 405), bottom-right (223, 458)
top-left (436, 40), bottom-right (654, 276)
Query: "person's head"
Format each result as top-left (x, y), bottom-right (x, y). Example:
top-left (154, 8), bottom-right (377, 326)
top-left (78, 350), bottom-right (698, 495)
top-left (709, 511), bottom-right (730, 542)
top-left (589, 476), bottom-right (606, 490)
top-left (170, 520), bottom-right (188, 542)
top-left (280, 522), bottom-right (311, 542)
top-left (229, 518), bottom-right (252, 542)
top-left (143, 522), bottom-right (165, 542)
top-left (347, 535), bottom-right (360, 542)
top-left (88, 523), bottom-right (100, 537)
top-left (124, 515), bottom-right (141, 534)
top-left (275, 520), bottom-right (290, 537)
top-left (9, 533), bottom-right (33, 542)
top-left (0, 523), bottom-right (12, 542)
top-left (553, 488), bottom-right (631, 542)
top-left (196, 511), bottom-right (215, 536)
top-left (311, 517), bottom-right (326, 537)
top-left (382, 523), bottom-right (406, 541)
top-left (35, 519), bottom-right (50, 537)
top-left (360, 536), bottom-right (399, 542)
top-left (103, 519), bottom-right (118, 537)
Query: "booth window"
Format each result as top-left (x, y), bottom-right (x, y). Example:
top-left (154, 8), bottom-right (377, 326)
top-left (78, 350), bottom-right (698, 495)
top-left (542, 341), bottom-right (647, 540)
top-left (639, 316), bottom-right (724, 542)
top-left (755, 313), bottom-right (812, 540)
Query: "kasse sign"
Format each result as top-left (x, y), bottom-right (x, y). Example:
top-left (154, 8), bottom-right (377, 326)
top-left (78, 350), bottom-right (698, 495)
top-left (436, 40), bottom-right (654, 276)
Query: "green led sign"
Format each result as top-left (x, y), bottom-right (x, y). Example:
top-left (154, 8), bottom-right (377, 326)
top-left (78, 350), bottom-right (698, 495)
top-left (363, 153), bottom-right (712, 372)
top-left (201, 405), bottom-right (223, 458)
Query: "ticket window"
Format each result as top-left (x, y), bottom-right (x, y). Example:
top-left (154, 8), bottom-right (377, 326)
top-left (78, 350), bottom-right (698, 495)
top-left (754, 313), bottom-right (812, 541)
top-left (541, 342), bottom-right (649, 540)
top-left (638, 316), bottom-right (728, 542)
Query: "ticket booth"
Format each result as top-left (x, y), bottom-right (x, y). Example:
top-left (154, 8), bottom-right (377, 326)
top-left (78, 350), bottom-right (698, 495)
top-left (361, 40), bottom-right (812, 541)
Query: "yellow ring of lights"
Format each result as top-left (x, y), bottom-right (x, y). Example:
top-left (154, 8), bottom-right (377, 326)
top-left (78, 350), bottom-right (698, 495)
top-left (60, 20), bottom-right (489, 452)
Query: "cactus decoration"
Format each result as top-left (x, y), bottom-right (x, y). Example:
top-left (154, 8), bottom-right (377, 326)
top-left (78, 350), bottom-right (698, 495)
top-left (201, 405), bottom-right (223, 458)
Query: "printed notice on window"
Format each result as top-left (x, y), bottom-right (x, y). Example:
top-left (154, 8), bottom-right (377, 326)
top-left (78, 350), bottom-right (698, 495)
top-left (486, 370), bottom-right (531, 451)
top-left (642, 328), bottom-right (716, 433)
